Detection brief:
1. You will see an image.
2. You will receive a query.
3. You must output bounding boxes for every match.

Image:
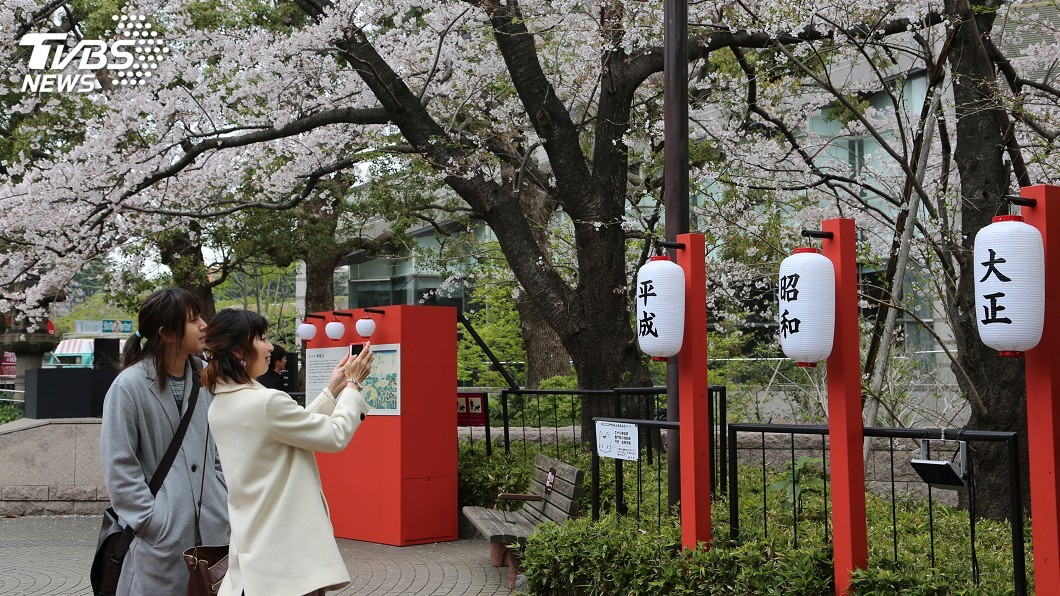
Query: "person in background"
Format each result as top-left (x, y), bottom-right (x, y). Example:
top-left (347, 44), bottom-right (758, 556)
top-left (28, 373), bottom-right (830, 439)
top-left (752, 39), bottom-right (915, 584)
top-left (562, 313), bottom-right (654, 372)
top-left (100, 288), bottom-right (230, 595)
top-left (255, 342), bottom-right (287, 390)
top-left (203, 308), bottom-right (373, 596)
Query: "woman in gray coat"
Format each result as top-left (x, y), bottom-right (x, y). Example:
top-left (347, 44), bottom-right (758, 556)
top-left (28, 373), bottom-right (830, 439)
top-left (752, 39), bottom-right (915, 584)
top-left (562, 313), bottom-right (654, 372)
top-left (101, 288), bottom-right (230, 595)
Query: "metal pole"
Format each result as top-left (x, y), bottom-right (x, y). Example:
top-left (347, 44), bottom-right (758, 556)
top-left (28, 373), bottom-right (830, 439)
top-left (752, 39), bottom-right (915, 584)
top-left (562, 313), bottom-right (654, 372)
top-left (663, 0), bottom-right (689, 511)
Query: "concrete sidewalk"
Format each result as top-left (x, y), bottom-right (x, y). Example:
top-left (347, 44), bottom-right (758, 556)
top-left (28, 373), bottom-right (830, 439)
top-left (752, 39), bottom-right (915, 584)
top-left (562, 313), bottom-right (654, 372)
top-left (0, 516), bottom-right (512, 595)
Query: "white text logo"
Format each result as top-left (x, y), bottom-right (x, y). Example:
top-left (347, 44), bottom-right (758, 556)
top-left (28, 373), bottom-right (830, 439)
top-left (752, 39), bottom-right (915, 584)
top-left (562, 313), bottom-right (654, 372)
top-left (19, 14), bottom-right (170, 93)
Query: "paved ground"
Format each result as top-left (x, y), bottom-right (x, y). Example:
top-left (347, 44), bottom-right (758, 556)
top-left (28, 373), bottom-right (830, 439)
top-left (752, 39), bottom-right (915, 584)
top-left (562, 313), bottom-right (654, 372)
top-left (0, 516), bottom-right (512, 595)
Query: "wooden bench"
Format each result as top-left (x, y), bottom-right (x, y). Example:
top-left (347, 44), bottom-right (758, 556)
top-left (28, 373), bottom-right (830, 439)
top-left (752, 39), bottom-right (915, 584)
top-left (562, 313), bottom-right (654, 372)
top-left (462, 454), bottom-right (585, 586)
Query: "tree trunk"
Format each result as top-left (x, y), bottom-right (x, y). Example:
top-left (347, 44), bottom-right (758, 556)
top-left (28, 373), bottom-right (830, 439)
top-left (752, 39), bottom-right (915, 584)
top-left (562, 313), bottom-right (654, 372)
top-left (157, 227), bottom-right (216, 320)
top-left (504, 164), bottom-right (574, 388)
top-left (304, 251), bottom-right (341, 314)
top-left (515, 294), bottom-right (571, 387)
top-left (945, 0), bottom-right (1030, 519)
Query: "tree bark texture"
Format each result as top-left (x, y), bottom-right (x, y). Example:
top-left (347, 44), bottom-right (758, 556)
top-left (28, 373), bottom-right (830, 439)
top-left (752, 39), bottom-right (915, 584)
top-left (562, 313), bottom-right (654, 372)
top-left (944, 0), bottom-right (1030, 519)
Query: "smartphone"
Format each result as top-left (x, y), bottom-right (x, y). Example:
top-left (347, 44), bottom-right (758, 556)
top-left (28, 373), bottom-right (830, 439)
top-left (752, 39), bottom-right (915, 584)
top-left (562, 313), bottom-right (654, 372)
top-left (350, 343), bottom-right (364, 357)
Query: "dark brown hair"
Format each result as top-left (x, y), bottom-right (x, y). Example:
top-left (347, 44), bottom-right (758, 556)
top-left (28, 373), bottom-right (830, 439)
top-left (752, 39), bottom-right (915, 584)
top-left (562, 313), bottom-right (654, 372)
top-left (121, 288), bottom-right (202, 390)
top-left (201, 308), bottom-right (269, 392)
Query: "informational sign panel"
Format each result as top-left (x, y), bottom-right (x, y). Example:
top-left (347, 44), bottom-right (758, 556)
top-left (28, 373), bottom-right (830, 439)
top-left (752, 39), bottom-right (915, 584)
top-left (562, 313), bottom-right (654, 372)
top-left (595, 421), bottom-right (639, 461)
top-left (457, 392), bottom-right (486, 426)
top-left (305, 343), bottom-right (401, 415)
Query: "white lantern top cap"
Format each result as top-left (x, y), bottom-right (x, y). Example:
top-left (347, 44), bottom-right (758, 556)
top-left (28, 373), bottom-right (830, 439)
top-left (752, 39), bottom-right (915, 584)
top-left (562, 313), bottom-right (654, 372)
top-left (793, 247), bottom-right (822, 255)
top-left (649, 255), bottom-right (671, 262)
top-left (993, 215), bottom-right (1024, 223)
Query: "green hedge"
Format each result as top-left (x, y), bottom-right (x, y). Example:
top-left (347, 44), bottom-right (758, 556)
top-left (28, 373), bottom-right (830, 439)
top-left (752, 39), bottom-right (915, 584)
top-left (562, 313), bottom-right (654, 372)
top-left (458, 441), bottom-right (1033, 595)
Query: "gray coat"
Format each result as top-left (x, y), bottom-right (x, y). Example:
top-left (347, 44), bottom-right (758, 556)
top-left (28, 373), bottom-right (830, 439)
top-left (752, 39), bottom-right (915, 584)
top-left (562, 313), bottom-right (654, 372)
top-left (101, 356), bottom-right (230, 596)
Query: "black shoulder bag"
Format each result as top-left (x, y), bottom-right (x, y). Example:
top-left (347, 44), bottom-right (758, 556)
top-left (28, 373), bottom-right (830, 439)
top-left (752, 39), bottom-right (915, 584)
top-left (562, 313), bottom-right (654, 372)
top-left (90, 368), bottom-right (202, 596)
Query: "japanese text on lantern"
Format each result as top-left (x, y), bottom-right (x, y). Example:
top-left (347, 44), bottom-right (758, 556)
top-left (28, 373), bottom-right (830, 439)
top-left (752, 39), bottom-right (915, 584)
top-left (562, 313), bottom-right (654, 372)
top-left (980, 248), bottom-right (1012, 325)
top-left (638, 279), bottom-right (658, 338)
top-left (779, 273), bottom-right (801, 337)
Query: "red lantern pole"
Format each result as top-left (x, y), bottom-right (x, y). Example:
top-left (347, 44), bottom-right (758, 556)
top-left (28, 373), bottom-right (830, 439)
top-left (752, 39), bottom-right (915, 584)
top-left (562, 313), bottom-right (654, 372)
top-left (1022, 184), bottom-right (1060, 587)
top-left (822, 218), bottom-right (867, 594)
top-left (676, 232), bottom-right (710, 549)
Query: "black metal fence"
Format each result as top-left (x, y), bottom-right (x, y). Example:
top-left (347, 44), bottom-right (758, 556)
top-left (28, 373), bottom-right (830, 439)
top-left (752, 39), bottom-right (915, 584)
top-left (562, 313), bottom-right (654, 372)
top-left (726, 423), bottom-right (1027, 595)
top-left (585, 387), bottom-right (728, 528)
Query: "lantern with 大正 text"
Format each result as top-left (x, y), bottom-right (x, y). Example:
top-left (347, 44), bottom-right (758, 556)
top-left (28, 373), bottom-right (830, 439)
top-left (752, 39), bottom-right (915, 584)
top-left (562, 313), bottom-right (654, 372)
top-left (973, 215), bottom-right (1044, 356)
top-left (635, 256), bottom-right (685, 359)
top-left (778, 248), bottom-right (835, 366)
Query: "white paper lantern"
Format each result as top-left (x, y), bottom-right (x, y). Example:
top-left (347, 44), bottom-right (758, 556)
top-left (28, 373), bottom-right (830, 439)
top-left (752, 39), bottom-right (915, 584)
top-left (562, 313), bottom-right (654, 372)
top-left (778, 248), bottom-right (835, 366)
top-left (324, 321), bottom-right (346, 340)
top-left (296, 322), bottom-right (317, 340)
top-left (635, 256), bottom-right (685, 359)
top-left (973, 215), bottom-right (1044, 356)
top-left (355, 317), bottom-right (376, 338)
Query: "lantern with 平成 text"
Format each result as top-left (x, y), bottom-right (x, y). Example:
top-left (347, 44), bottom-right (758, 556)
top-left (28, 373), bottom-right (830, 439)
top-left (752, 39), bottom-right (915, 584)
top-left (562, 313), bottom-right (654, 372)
top-left (973, 215), bottom-right (1044, 356)
top-left (635, 256), bottom-right (684, 359)
top-left (778, 248), bottom-right (835, 366)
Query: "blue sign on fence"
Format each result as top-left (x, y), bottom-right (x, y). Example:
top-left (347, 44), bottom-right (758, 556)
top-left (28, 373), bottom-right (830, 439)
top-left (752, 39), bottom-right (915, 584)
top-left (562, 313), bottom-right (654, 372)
top-left (102, 319), bottom-right (133, 334)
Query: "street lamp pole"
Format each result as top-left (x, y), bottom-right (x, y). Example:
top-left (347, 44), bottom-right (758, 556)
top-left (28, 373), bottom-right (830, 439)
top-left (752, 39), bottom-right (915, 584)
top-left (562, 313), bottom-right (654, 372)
top-left (663, 0), bottom-right (689, 509)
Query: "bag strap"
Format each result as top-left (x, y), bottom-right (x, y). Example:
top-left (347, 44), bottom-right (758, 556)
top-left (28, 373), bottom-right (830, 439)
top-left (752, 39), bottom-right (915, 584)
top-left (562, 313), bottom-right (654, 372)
top-left (148, 357), bottom-right (202, 496)
top-left (192, 424), bottom-right (211, 550)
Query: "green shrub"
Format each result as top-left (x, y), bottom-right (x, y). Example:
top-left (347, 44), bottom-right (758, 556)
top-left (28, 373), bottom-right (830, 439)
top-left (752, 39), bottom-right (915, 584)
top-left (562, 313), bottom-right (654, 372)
top-left (514, 459), bottom-right (1030, 594)
top-left (457, 441), bottom-right (536, 509)
top-left (0, 403), bottom-right (22, 425)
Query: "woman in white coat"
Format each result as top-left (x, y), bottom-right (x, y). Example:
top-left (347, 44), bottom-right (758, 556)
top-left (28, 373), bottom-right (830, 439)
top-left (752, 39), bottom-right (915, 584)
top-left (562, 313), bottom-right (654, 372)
top-left (203, 308), bottom-right (373, 596)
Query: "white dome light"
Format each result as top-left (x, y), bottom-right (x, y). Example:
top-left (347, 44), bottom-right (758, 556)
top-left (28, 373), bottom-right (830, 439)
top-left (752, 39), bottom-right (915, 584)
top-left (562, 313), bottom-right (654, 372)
top-left (296, 322), bottom-right (317, 340)
top-left (974, 215), bottom-right (1045, 356)
top-left (325, 321), bottom-right (346, 340)
top-left (778, 248), bottom-right (835, 366)
top-left (635, 256), bottom-right (685, 359)
top-left (355, 317), bottom-right (376, 338)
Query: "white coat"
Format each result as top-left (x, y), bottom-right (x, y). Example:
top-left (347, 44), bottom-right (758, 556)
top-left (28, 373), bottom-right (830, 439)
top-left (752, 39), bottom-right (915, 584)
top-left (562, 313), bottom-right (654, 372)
top-left (208, 381), bottom-right (371, 596)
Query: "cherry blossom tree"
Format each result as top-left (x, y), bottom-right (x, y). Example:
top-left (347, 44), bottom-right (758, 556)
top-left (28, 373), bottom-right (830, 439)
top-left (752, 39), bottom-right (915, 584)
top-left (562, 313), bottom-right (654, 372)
top-left (5, 0), bottom-right (1060, 515)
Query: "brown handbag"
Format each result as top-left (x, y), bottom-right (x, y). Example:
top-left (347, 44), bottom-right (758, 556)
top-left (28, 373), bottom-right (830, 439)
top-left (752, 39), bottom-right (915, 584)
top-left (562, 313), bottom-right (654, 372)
top-left (184, 425), bottom-right (229, 596)
top-left (183, 543), bottom-right (229, 596)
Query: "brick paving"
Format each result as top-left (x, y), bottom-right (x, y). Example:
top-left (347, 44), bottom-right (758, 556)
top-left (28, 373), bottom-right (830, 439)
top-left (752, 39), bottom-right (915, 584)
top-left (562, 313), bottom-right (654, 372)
top-left (0, 516), bottom-right (512, 595)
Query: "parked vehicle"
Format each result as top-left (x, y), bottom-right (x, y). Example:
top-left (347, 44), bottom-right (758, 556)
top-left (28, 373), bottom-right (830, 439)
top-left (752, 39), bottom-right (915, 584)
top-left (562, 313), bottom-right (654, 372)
top-left (43, 339), bottom-right (97, 369)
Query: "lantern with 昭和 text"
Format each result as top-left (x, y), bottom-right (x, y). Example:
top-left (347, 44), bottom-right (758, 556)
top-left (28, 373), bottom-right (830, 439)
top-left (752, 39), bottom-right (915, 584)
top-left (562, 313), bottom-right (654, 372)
top-left (778, 248), bottom-right (835, 366)
top-left (973, 215), bottom-right (1044, 356)
top-left (635, 256), bottom-right (684, 359)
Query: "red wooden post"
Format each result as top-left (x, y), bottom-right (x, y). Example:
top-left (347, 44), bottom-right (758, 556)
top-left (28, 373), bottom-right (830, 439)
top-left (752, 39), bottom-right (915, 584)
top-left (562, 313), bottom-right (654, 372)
top-left (821, 218), bottom-right (868, 594)
top-left (676, 232), bottom-right (711, 549)
top-left (1022, 184), bottom-right (1060, 587)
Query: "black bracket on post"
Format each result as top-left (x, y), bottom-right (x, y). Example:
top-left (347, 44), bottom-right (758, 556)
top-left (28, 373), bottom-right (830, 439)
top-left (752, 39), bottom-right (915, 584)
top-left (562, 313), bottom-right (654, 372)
top-left (1003, 195), bottom-right (1037, 208)
top-left (801, 230), bottom-right (835, 240)
top-left (657, 241), bottom-right (686, 250)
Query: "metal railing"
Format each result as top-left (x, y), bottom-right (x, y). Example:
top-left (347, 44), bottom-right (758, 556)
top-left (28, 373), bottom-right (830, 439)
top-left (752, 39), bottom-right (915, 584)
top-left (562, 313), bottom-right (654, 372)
top-left (726, 423), bottom-right (1026, 595)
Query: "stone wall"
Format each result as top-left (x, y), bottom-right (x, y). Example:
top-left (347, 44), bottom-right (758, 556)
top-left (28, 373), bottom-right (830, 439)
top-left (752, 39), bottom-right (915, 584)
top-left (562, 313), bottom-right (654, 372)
top-left (0, 418), bottom-right (108, 516)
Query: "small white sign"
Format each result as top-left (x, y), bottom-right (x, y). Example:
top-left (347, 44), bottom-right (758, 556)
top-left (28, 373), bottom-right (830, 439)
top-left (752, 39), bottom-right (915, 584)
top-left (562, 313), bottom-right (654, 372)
top-left (595, 421), bottom-right (639, 461)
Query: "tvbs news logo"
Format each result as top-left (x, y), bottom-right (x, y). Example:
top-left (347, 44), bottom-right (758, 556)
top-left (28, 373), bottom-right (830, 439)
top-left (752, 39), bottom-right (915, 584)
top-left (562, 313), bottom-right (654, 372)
top-left (19, 13), bottom-right (170, 93)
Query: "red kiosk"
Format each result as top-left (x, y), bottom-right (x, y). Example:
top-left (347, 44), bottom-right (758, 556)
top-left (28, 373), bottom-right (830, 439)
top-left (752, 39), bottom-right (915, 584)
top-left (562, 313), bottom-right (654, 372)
top-left (302, 305), bottom-right (458, 546)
